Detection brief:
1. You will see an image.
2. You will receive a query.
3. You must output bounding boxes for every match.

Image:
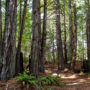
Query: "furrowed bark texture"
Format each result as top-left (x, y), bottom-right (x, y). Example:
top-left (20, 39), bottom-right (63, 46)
top-left (55, 0), bottom-right (64, 70)
top-left (30, 0), bottom-right (41, 77)
top-left (1, 0), bottom-right (17, 82)
top-left (16, 0), bottom-right (27, 74)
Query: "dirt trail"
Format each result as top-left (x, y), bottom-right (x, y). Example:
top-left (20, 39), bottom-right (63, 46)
top-left (45, 64), bottom-right (90, 90)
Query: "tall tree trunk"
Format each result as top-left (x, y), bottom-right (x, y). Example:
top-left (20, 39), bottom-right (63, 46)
top-left (10, 0), bottom-right (17, 78)
top-left (38, 0), bottom-right (41, 73)
top-left (0, 0), bottom-right (2, 70)
top-left (19, 0), bottom-right (22, 29)
top-left (16, 0), bottom-right (27, 74)
top-left (1, 0), bottom-right (17, 82)
top-left (71, 0), bottom-right (77, 70)
top-left (2, 0), bottom-right (8, 57)
top-left (64, 0), bottom-right (67, 64)
top-left (69, 0), bottom-right (73, 66)
top-left (86, 0), bottom-right (90, 72)
top-left (39, 0), bottom-right (47, 73)
top-left (55, 0), bottom-right (64, 70)
top-left (30, 0), bottom-right (41, 77)
top-left (82, 27), bottom-right (84, 61)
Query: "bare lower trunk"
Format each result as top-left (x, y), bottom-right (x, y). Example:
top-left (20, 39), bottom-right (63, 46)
top-left (64, 0), bottom-right (67, 64)
top-left (0, 0), bottom-right (2, 73)
top-left (55, 0), bottom-right (64, 70)
top-left (30, 0), bottom-right (41, 77)
top-left (1, 0), bottom-right (17, 82)
top-left (86, 0), bottom-right (90, 72)
top-left (69, 0), bottom-right (73, 65)
top-left (39, 0), bottom-right (47, 73)
top-left (16, 0), bottom-right (27, 74)
top-left (71, 0), bottom-right (77, 70)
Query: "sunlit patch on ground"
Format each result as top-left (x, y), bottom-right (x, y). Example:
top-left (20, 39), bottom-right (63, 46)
top-left (78, 79), bottom-right (86, 82)
top-left (61, 74), bottom-right (77, 79)
top-left (52, 73), bottom-right (58, 76)
top-left (67, 82), bottom-right (81, 85)
top-left (45, 69), bottom-right (52, 74)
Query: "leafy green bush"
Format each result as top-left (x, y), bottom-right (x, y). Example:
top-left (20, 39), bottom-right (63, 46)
top-left (16, 72), bottom-right (66, 89)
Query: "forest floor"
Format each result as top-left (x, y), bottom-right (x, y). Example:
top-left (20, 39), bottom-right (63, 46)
top-left (0, 64), bottom-right (90, 90)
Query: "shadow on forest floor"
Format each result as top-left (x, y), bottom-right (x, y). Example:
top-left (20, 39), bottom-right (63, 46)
top-left (44, 64), bottom-right (90, 88)
top-left (0, 64), bottom-right (90, 90)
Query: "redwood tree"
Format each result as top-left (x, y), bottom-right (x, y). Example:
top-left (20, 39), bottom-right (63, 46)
top-left (30, 0), bottom-right (41, 77)
top-left (16, 0), bottom-right (27, 74)
top-left (86, 0), bottom-right (90, 72)
top-left (71, 0), bottom-right (77, 71)
top-left (1, 0), bottom-right (17, 82)
top-left (39, 0), bottom-right (47, 73)
top-left (0, 0), bottom-right (2, 72)
top-left (63, 0), bottom-right (67, 64)
top-left (69, 0), bottom-right (73, 66)
top-left (55, 0), bottom-right (64, 70)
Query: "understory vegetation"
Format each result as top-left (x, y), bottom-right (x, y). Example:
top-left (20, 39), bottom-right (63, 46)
top-left (17, 72), bottom-right (65, 89)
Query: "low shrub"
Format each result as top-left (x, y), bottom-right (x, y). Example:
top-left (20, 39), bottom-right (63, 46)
top-left (16, 72), bottom-right (66, 89)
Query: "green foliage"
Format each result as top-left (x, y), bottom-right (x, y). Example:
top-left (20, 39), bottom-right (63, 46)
top-left (38, 75), bottom-right (65, 87)
top-left (16, 72), bottom-right (38, 87)
top-left (88, 74), bottom-right (90, 78)
top-left (17, 72), bottom-right (66, 89)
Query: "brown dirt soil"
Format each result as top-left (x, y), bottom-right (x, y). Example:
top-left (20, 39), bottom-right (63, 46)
top-left (0, 64), bottom-right (90, 90)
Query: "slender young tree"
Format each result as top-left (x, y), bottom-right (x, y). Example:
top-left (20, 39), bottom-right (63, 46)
top-left (63, 0), bottom-right (67, 64)
top-left (1, 0), bottom-right (17, 82)
top-left (19, 0), bottom-right (22, 28)
top-left (0, 0), bottom-right (2, 73)
top-left (86, 0), bottom-right (90, 72)
top-left (71, 0), bottom-right (77, 70)
top-left (55, 0), bottom-right (64, 70)
top-left (69, 0), bottom-right (73, 66)
top-left (38, 1), bottom-right (41, 73)
top-left (30, 0), bottom-right (41, 77)
top-left (39, 0), bottom-right (47, 73)
top-left (16, 0), bottom-right (27, 74)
